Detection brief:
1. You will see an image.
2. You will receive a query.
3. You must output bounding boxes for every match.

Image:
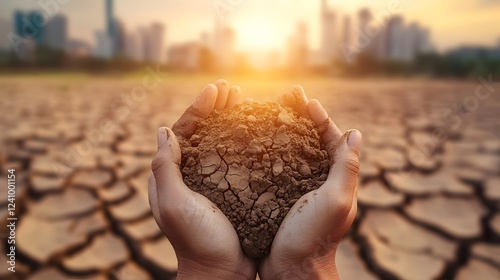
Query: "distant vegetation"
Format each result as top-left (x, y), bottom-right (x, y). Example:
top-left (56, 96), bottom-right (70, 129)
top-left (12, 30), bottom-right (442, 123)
top-left (1, 46), bottom-right (499, 80)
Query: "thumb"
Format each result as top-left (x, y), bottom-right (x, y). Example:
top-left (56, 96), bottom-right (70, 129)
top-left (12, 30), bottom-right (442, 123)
top-left (151, 127), bottom-right (186, 200)
top-left (322, 130), bottom-right (362, 199)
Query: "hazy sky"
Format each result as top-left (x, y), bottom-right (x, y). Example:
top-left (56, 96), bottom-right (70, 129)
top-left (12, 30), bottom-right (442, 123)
top-left (1, 0), bottom-right (499, 52)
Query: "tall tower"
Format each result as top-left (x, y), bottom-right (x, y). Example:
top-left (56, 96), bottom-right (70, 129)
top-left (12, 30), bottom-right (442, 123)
top-left (386, 16), bottom-right (404, 60)
top-left (321, 0), bottom-right (336, 64)
top-left (213, 19), bottom-right (235, 71)
top-left (106, 0), bottom-right (116, 56)
top-left (45, 15), bottom-right (68, 50)
top-left (106, 0), bottom-right (114, 38)
top-left (149, 23), bottom-right (165, 62)
top-left (341, 16), bottom-right (351, 48)
top-left (358, 8), bottom-right (375, 56)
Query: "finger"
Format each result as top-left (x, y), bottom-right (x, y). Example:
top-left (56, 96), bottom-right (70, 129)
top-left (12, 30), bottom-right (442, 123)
top-left (148, 172), bottom-right (161, 219)
top-left (278, 85), bottom-right (309, 117)
top-left (151, 127), bottom-right (188, 203)
top-left (172, 84), bottom-right (218, 138)
top-left (243, 97), bottom-right (254, 104)
top-left (214, 79), bottom-right (230, 110)
top-left (225, 86), bottom-right (241, 109)
top-left (307, 99), bottom-right (343, 155)
top-left (321, 130), bottom-right (362, 202)
top-left (346, 186), bottom-right (358, 223)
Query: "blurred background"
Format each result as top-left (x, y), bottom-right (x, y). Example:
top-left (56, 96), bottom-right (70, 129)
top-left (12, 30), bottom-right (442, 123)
top-left (0, 0), bottom-right (499, 279)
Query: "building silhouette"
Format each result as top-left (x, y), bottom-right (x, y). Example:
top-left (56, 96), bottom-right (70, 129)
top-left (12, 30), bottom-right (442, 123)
top-left (14, 11), bottom-right (45, 45)
top-left (106, 0), bottom-right (116, 53)
top-left (340, 16), bottom-right (351, 55)
top-left (124, 29), bottom-right (142, 61)
top-left (44, 15), bottom-right (67, 50)
top-left (122, 23), bottom-right (165, 62)
top-left (288, 21), bottom-right (310, 72)
top-left (357, 8), bottom-right (376, 57)
top-left (386, 16), bottom-right (405, 60)
top-left (93, 0), bottom-right (165, 61)
top-left (384, 16), bottom-right (432, 61)
top-left (0, 18), bottom-right (11, 50)
top-left (168, 42), bottom-right (201, 71)
top-left (147, 23), bottom-right (165, 62)
top-left (94, 0), bottom-right (127, 58)
top-left (114, 19), bottom-right (126, 56)
top-left (212, 19), bottom-right (235, 71)
top-left (93, 30), bottom-right (114, 58)
top-left (321, 0), bottom-right (337, 64)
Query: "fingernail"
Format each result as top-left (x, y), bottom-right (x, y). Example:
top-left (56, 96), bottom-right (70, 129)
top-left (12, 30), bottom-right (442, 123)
top-left (196, 84), bottom-right (211, 101)
top-left (216, 79), bottom-right (228, 86)
top-left (347, 129), bottom-right (362, 152)
top-left (157, 127), bottom-right (168, 148)
top-left (198, 84), bottom-right (216, 103)
top-left (230, 86), bottom-right (241, 94)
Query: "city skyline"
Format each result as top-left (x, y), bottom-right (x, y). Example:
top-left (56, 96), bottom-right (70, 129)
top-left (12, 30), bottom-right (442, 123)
top-left (0, 0), bottom-right (499, 53)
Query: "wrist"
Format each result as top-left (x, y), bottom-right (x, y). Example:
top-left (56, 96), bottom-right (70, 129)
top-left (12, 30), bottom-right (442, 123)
top-left (177, 257), bottom-right (256, 280)
top-left (260, 253), bottom-right (338, 280)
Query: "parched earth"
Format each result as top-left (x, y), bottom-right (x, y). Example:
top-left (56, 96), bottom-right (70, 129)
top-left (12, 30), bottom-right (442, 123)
top-left (180, 102), bottom-right (330, 259)
top-left (0, 76), bottom-right (499, 280)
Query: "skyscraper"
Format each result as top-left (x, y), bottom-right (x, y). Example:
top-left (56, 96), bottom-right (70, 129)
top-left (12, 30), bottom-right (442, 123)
top-left (104, 0), bottom-right (117, 56)
top-left (148, 23), bottom-right (165, 62)
top-left (213, 19), bottom-right (235, 71)
top-left (114, 19), bottom-right (126, 55)
top-left (93, 31), bottom-right (114, 59)
top-left (386, 16), bottom-right (405, 60)
top-left (358, 8), bottom-right (376, 57)
top-left (14, 11), bottom-right (45, 45)
top-left (321, 0), bottom-right (337, 64)
top-left (0, 18), bottom-right (11, 50)
top-left (288, 22), bottom-right (309, 71)
top-left (138, 26), bottom-right (150, 61)
top-left (401, 23), bottom-right (420, 61)
top-left (338, 15), bottom-right (351, 61)
top-left (125, 29), bottom-right (142, 61)
top-left (44, 15), bottom-right (67, 50)
top-left (373, 24), bottom-right (387, 60)
top-left (106, 0), bottom-right (114, 39)
top-left (341, 16), bottom-right (351, 48)
top-left (415, 27), bottom-right (431, 54)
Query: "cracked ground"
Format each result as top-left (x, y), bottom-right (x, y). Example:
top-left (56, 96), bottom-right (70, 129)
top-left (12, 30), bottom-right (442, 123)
top-left (0, 76), bottom-right (499, 280)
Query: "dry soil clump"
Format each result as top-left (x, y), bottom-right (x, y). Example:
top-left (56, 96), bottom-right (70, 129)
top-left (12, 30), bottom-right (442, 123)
top-left (179, 102), bottom-right (330, 259)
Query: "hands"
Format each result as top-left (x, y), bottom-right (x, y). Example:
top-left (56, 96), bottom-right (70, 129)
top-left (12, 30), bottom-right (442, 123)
top-left (148, 80), bottom-right (256, 280)
top-left (260, 86), bottom-right (361, 280)
top-left (148, 81), bottom-right (361, 280)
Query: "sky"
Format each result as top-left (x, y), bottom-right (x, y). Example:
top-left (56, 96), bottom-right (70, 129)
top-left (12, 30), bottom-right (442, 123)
top-left (0, 0), bottom-right (499, 53)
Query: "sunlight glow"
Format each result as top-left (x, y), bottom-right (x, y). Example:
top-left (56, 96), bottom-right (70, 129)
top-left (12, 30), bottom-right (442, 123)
top-left (235, 18), bottom-right (281, 50)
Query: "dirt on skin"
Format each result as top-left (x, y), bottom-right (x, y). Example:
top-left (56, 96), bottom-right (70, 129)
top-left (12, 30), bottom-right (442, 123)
top-left (179, 102), bottom-right (331, 259)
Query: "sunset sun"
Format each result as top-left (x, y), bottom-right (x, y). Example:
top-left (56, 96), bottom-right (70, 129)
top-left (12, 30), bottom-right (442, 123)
top-left (236, 19), bottom-right (281, 50)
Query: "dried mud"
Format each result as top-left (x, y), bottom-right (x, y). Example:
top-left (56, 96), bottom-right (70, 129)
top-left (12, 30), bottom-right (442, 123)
top-left (179, 102), bottom-right (330, 259)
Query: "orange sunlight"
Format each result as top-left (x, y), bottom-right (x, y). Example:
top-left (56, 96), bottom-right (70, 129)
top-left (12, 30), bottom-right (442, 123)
top-left (235, 18), bottom-right (281, 50)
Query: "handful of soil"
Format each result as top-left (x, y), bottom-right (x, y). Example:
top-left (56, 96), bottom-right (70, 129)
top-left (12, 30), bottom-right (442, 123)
top-left (179, 102), bottom-right (330, 259)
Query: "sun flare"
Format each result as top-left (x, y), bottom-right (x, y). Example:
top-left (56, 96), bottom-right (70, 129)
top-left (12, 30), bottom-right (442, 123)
top-left (235, 19), bottom-right (281, 50)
